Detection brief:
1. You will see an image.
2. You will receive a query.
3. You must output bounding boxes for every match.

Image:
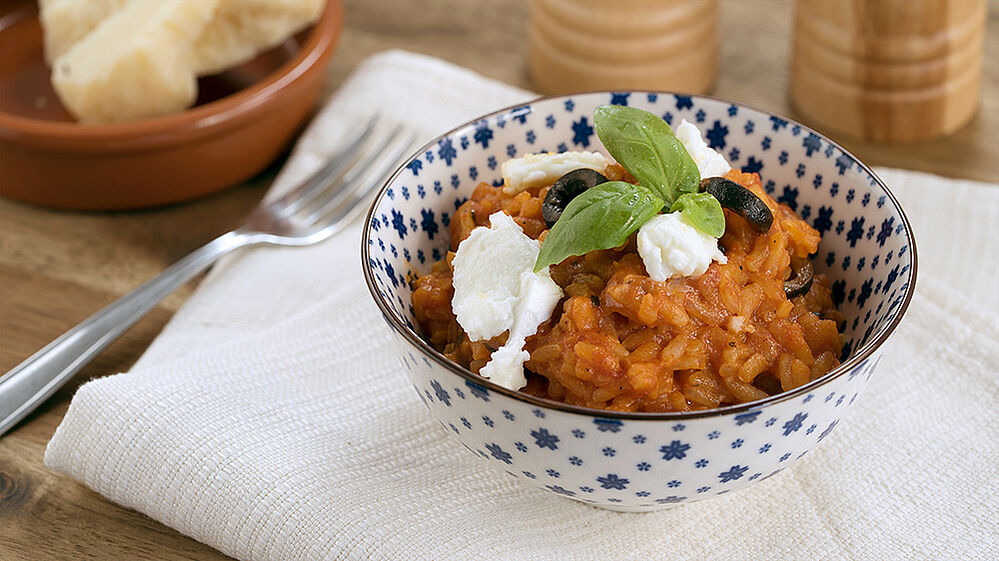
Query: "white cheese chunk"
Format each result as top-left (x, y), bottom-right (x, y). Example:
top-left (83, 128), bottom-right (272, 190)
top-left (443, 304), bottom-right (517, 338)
top-left (51, 0), bottom-right (219, 123)
top-left (501, 151), bottom-right (608, 194)
top-left (451, 212), bottom-right (563, 390)
top-left (675, 119), bottom-right (731, 180)
top-left (637, 212), bottom-right (727, 282)
top-left (40, 0), bottom-right (325, 77)
top-left (191, 0), bottom-right (326, 76)
top-left (39, 0), bottom-right (128, 65)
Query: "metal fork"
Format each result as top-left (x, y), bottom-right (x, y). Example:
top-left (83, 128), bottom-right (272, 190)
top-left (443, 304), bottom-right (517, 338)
top-left (0, 115), bottom-right (417, 436)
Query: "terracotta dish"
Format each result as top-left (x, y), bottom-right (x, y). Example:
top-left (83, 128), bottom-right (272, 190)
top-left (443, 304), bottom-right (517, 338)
top-left (0, 0), bottom-right (342, 210)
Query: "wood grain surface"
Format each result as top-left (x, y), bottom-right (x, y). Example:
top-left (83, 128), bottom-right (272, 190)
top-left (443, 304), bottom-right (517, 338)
top-left (1, 1), bottom-right (996, 559)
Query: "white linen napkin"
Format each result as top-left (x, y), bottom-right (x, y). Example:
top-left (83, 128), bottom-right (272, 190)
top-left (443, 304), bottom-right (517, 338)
top-left (46, 50), bottom-right (998, 561)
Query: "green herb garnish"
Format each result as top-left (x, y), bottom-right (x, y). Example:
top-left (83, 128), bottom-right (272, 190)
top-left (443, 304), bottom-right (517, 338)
top-left (593, 105), bottom-right (700, 203)
top-left (534, 181), bottom-right (663, 271)
top-left (533, 105), bottom-right (726, 271)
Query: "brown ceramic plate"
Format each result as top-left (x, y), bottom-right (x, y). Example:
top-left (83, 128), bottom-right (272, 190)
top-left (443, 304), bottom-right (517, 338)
top-left (0, 0), bottom-right (342, 210)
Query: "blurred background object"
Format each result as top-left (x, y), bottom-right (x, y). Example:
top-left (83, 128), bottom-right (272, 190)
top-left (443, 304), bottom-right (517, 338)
top-left (791, 0), bottom-right (986, 143)
top-left (528, 0), bottom-right (717, 94)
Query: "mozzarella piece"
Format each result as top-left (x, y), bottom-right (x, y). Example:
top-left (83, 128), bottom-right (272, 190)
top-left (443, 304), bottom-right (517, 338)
top-left (675, 119), bottom-right (731, 179)
top-left (637, 212), bottom-right (727, 281)
top-left (501, 151), bottom-right (608, 194)
top-left (451, 212), bottom-right (563, 390)
top-left (478, 269), bottom-right (563, 391)
top-left (39, 0), bottom-right (128, 65)
top-left (51, 0), bottom-right (219, 123)
top-left (192, 0), bottom-right (325, 76)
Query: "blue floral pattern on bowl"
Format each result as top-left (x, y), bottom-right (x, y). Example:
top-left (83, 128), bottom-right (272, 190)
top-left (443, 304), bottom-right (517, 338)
top-left (362, 92), bottom-right (916, 511)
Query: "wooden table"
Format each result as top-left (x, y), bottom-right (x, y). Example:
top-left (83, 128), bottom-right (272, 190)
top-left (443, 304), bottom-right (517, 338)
top-left (2, 1), bottom-right (996, 558)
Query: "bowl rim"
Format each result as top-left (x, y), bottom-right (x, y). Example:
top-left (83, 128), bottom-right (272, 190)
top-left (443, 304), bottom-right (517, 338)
top-left (361, 90), bottom-right (918, 420)
top-left (0, 0), bottom-right (342, 149)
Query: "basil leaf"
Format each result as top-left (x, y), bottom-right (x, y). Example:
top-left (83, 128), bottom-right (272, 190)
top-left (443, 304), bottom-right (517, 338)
top-left (593, 105), bottom-right (700, 205)
top-left (669, 192), bottom-right (725, 237)
top-left (535, 181), bottom-right (664, 271)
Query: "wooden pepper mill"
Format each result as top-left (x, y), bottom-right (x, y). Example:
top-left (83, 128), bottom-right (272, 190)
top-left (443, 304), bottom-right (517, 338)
top-left (528, 0), bottom-right (718, 95)
top-left (791, 0), bottom-right (986, 143)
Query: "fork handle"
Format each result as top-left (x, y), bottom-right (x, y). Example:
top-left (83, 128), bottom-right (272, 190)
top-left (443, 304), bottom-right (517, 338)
top-left (0, 231), bottom-right (251, 436)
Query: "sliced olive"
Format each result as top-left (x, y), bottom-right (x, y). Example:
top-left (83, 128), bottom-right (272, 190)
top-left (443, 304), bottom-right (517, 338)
top-left (699, 177), bottom-right (774, 233)
top-left (784, 257), bottom-right (814, 298)
top-left (542, 169), bottom-right (608, 227)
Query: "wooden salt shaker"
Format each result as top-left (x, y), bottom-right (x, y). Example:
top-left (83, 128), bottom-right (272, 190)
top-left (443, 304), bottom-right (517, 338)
top-left (791, 0), bottom-right (986, 143)
top-left (528, 0), bottom-right (718, 95)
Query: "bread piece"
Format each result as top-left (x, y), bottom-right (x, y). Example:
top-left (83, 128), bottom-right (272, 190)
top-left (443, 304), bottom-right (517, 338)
top-left (191, 0), bottom-right (326, 76)
top-left (51, 0), bottom-right (220, 123)
top-left (38, 0), bottom-right (129, 65)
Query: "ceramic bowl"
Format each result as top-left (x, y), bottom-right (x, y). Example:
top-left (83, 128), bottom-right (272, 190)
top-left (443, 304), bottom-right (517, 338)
top-left (361, 92), bottom-right (916, 511)
top-left (0, 0), bottom-right (342, 210)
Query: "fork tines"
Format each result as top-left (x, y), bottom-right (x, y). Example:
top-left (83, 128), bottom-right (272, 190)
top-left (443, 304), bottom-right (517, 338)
top-left (263, 115), bottom-right (420, 238)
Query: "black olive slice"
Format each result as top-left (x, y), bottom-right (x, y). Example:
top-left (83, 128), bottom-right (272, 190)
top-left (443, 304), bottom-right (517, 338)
top-left (699, 177), bottom-right (774, 232)
top-left (784, 257), bottom-right (814, 298)
top-left (542, 169), bottom-right (608, 227)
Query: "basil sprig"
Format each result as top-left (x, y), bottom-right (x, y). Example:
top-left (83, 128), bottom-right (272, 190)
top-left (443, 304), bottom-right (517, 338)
top-left (594, 105), bottom-right (725, 237)
top-left (533, 105), bottom-right (727, 271)
top-left (593, 105), bottom-right (700, 203)
top-left (534, 181), bottom-right (663, 271)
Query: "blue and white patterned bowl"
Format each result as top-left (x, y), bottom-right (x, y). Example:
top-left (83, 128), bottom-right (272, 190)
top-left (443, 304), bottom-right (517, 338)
top-left (361, 92), bottom-right (917, 512)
